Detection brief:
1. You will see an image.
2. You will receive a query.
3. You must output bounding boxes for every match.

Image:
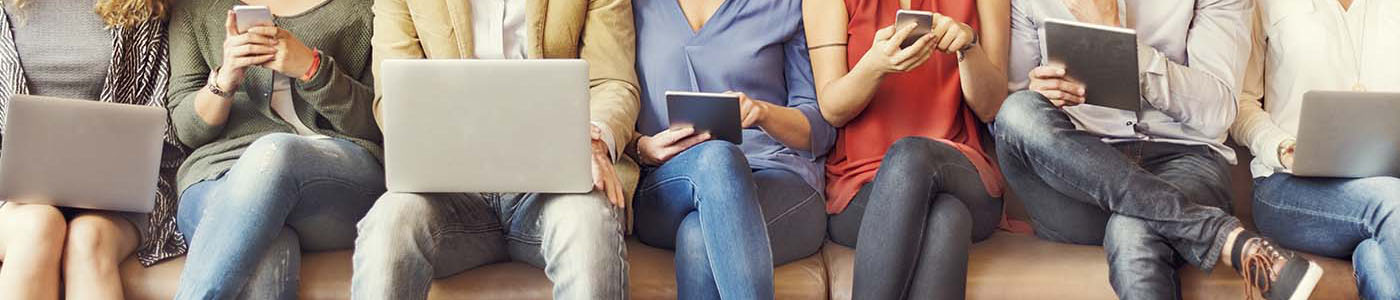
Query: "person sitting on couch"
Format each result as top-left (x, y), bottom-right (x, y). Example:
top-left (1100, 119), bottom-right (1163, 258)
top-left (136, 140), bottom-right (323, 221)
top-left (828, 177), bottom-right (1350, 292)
top-left (349, 0), bottom-right (639, 298)
top-left (1231, 0), bottom-right (1400, 298)
top-left (166, 0), bottom-right (383, 298)
top-left (630, 0), bottom-right (837, 298)
top-left (0, 0), bottom-right (184, 299)
top-left (1000, 0), bottom-right (1323, 299)
top-left (804, 0), bottom-right (1011, 298)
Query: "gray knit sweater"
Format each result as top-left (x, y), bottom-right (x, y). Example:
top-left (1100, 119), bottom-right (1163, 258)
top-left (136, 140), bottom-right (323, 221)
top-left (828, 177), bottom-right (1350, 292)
top-left (167, 0), bottom-right (381, 193)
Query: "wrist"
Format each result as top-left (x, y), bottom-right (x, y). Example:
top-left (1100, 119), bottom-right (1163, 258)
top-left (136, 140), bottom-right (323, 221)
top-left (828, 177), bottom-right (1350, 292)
top-left (208, 69), bottom-right (236, 98)
top-left (299, 49), bottom-right (322, 82)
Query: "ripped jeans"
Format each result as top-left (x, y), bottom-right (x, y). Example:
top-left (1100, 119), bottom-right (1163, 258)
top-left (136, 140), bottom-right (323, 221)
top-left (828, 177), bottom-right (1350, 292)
top-left (175, 133), bottom-right (386, 300)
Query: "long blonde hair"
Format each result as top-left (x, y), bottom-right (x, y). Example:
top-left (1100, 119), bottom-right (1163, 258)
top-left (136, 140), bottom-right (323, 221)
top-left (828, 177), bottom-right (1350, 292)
top-left (7, 0), bottom-right (167, 28)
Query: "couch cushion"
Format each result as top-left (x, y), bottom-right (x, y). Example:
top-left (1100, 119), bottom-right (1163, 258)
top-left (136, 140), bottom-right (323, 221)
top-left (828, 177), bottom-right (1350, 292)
top-left (121, 238), bottom-right (827, 300)
top-left (823, 232), bottom-right (1358, 300)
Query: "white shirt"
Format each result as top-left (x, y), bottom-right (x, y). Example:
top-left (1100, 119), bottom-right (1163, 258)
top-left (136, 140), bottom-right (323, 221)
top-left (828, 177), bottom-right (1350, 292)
top-left (1231, 0), bottom-right (1400, 178)
top-left (468, 0), bottom-right (619, 160)
top-left (271, 75), bottom-right (324, 137)
top-left (1010, 0), bottom-right (1253, 163)
top-left (470, 0), bottom-right (528, 59)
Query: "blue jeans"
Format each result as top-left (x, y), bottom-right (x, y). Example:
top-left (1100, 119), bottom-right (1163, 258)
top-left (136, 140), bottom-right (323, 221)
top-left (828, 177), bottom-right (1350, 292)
top-left (994, 91), bottom-right (1239, 300)
top-left (634, 141), bottom-right (827, 300)
top-left (175, 134), bottom-right (385, 300)
top-left (1253, 173), bottom-right (1400, 299)
top-left (351, 191), bottom-right (627, 299)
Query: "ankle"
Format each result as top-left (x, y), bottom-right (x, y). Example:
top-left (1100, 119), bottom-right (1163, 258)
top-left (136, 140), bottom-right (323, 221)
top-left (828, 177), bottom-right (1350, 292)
top-left (1223, 227), bottom-right (1243, 267)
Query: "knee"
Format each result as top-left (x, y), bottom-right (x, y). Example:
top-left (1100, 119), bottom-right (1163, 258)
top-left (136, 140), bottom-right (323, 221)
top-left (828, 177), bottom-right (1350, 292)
top-left (356, 193), bottom-right (433, 242)
top-left (8, 204), bottom-right (68, 249)
top-left (993, 90), bottom-right (1053, 143)
top-left (882, 137), bottom-right (954, 174)
top-left (682, 141), bottom-right (747, 174)
top-left (239, 133), bottom-right (317, 175)
top-left (1103, 215), bottom-right (1157, 259)
top-left (928, 197), bottom-right (974, 240)
top-left (63, 214), bottom-right (128, 262)
top-left (674, 214), bottom-right (708, 263)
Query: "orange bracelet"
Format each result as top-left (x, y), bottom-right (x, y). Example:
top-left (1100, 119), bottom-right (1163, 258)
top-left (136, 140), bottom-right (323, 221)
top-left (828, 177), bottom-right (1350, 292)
top-left (300, 49), bottom-right (321, 82)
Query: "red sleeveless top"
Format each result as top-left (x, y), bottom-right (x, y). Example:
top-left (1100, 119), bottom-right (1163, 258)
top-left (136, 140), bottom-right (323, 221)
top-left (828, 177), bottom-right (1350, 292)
top-left (824, 0), bottom-right (1004, 214)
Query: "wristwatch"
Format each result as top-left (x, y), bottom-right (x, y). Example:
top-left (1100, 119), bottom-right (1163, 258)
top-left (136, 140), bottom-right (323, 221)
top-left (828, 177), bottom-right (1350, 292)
top-left (956, 32), bottom-right (980, 62)
top-left (206, 70), bottom-right (234, 98)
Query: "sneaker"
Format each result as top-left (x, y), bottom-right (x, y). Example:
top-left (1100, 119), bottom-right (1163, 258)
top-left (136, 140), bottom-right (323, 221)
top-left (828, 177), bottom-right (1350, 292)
top-left (1232, 235), bottom-right (1324, 300)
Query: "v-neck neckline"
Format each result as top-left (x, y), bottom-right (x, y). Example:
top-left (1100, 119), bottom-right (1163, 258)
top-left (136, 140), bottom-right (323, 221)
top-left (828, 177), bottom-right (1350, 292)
top-left (672, 0), bottom-right (737, 38)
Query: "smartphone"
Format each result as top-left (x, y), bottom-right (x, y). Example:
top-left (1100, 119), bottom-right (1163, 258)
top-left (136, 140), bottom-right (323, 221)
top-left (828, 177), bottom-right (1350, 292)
top-left (895, 10), bottom-right (934, 48)
top-left (233, 5), bottom-right (274, 33)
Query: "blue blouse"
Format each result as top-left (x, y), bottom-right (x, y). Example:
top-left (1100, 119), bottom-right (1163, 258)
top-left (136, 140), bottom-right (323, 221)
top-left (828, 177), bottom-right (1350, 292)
top-left (633, 0), bottom-right (836, 192)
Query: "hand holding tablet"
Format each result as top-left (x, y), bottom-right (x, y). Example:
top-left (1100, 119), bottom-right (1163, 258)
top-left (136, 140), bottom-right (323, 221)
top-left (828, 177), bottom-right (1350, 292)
top-left (1036, 18), bottom-right (1141, 112)
top-left (666, 91), bottom-right (743, 145)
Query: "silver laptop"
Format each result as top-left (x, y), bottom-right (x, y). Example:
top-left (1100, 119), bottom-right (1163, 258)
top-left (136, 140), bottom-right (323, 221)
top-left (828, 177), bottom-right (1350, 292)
top-left (0, 95), bottom-right (165, 212)
top-left (1293, 90), bottom-right (1400, 178)
top-left (380, 59), bottom-right (593, 193)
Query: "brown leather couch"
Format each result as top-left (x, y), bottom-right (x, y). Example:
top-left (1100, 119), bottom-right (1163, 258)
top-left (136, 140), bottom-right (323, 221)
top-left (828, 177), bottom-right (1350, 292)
top-left (120, 148), bottom-right (1362, 299)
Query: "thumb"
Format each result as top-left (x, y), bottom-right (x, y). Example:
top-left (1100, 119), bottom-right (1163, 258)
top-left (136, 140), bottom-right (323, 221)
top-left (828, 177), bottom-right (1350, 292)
top-left (225, 10), bottom-right (240, 35)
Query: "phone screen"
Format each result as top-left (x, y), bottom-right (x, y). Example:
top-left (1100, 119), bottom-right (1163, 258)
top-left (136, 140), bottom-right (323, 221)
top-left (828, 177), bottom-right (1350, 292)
top-left (895, 10), bottom-right (934, 48)
top-left (233, 6), bottom-right (274, 33)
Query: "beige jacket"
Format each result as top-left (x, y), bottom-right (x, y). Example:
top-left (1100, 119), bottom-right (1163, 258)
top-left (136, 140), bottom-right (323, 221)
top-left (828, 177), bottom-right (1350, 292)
top-left (370, 0), bottom-right (642, 208)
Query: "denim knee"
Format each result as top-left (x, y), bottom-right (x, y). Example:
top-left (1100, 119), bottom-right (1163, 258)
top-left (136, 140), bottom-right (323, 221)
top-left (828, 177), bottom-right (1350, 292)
top-left (993, 90), bottom-right (1055, 144)
top-left (675, 213), bottom-right (708, 265)
top-left (356, 193), bottom-right (436, 249)
top-left (238, 133), bottom-right (321, 176)
top-left (882, 137), bottom-right (957, 174)
top-left (682, 141), bottom-right (748, 174)
top-left (1103, 214), bottom-right (1176, 266)
top-left (928, 195), bottom-right (973, 242)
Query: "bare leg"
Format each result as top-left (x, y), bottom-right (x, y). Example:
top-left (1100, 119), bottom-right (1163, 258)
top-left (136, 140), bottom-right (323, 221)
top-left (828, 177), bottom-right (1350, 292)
top-left (63, 211), bottom-right (141, 300)
top-left (0, 203), bottom-right (67, 300)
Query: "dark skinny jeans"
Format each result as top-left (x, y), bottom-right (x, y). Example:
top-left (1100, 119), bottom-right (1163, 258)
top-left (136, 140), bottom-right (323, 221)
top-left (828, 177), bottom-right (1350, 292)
top-left (829, 137), bottom-right (1003, 299)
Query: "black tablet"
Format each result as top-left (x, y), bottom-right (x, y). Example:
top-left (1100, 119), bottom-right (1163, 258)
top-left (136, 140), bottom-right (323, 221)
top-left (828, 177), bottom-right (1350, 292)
top-left (665, 91), bottom-right (743, 145)
top-left (1040, 18), bottom-right (1142, 112)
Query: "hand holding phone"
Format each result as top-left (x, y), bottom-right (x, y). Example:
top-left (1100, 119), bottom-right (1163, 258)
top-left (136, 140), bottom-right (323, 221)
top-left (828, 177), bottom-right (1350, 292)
top-left (895, 10), bottom-right (934, 48)
top-left (213, 7), bottom-right (277, 94)
top-left (233, 5), bottom-right (274, 33)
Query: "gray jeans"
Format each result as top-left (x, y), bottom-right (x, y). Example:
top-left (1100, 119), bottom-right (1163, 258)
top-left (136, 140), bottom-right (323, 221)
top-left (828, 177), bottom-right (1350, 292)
top-left (994, 91), bottom-right (1238, 300)
top-left (350, 191), bottom-right (627, 300)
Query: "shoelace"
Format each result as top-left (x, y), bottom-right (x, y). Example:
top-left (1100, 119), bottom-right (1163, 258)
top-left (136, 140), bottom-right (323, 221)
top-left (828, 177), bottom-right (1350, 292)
top-left (1241, 238), bottom-right (1285, 300)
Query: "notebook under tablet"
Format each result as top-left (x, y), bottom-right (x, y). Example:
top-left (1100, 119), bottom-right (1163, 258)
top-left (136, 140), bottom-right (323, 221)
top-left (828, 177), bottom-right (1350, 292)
top-left (1040, 18), bottom-right (1141, 112)
top-left (1292, 90), bottom-right (1400, 178)
top-left (0, 95), bottom-right (165, 212)
top-left (379, 59), bottom-right (593, 193)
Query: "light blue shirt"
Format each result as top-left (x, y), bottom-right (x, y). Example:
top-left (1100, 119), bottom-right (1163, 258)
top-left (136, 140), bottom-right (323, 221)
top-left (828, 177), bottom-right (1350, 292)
top-left (633, 0), bottom-right (836, 192)
top-left (1009, 0), bottom-right (1254, 163)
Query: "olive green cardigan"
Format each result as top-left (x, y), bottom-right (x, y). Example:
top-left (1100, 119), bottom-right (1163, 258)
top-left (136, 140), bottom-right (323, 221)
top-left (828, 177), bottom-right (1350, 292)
top-left (167, 0), bottom-right (381, 193)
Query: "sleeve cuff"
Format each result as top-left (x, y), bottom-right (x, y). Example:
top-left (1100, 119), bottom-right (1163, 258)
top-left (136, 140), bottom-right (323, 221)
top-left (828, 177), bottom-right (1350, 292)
top-left (298, 53), bottom-right (338, 92)
top-left (1252, 128), bottom-right (1293, 171)
top-left (796, 104), bottom-right (834, 160)
top-left (592, 121), bottom-right (619, 163)
top-left (1137, 42), bottom-right (1170, 111)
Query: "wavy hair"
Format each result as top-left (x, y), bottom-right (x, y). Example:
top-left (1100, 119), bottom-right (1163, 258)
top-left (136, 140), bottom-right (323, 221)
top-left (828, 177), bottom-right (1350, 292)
top-left (7, 0), bottom-right (166, 28)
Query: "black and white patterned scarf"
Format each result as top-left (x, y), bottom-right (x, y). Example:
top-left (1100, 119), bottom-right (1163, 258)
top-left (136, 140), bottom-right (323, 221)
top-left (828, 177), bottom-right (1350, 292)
top-left (0, 8), bottom-right (189, 267)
